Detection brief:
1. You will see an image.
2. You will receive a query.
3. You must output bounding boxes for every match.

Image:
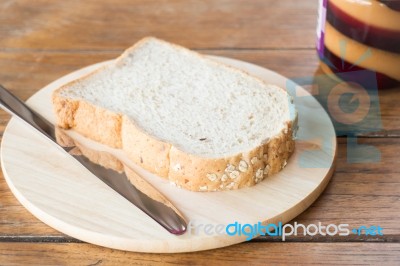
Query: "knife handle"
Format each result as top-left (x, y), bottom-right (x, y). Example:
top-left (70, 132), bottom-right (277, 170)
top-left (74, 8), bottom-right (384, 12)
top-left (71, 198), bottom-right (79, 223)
top-left (0, 84), bottom-right (56, 141)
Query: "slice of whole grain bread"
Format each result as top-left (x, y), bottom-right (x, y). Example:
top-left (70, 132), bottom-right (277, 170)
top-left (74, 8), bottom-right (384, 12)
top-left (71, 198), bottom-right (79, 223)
top-left (53, 37), bottom-right (297, 191)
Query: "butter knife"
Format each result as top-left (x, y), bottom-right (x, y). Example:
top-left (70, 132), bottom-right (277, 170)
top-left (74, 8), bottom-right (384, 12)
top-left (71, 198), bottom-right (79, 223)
top-left (0, 85), bottom-right (187, 235)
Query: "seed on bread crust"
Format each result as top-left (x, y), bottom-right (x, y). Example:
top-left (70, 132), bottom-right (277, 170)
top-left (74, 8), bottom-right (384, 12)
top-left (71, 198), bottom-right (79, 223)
top-left (256, 168), bottom-right (263, 179)
top-left (229, 170), bottom-right (240, 179)
top-left (250, 157), bottom-right (258, 165)
top-left (206, 173), bottom-right (217, 181)
top-left (227, 182), bottom-right (235, 189)
top-left (199, 185), bottom-right (208, 191)
top-left (225, 164), bottom-right (235, 172)
top-left (221, 174), bottom-right (228, 182)
top-left (238, 160), bottom-right (248, 172)
top-left (264, 165), bottom-right (270, 176)
top-left (254, 165), bottom-right (268, 183)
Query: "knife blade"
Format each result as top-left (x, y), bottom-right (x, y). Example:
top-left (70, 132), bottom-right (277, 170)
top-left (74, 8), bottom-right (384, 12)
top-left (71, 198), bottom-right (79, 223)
top-left (0, 84), bottom-right (187, 235)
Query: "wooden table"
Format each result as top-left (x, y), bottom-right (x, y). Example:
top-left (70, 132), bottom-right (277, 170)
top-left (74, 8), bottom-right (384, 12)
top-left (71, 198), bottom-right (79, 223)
top-left (0, 0), bottom-right (399, 264)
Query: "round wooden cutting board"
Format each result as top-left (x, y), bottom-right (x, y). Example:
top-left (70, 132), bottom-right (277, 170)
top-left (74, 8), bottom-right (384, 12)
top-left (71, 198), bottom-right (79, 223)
top-left (1, 56), bottom-right (337, 253)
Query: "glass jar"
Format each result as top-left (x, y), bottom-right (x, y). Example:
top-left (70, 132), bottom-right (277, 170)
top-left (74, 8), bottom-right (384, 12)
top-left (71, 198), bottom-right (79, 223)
top-left (316, 0), bottom-right (400, 89)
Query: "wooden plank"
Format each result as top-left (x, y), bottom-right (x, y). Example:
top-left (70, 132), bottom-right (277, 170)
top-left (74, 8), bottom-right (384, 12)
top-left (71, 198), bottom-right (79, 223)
top-left (0, 138), bottom-right (398, 241)
top-left (0, 51), bottom-right (398, 243)
top-left (290, 137), bottom-right (400, 237)
top-left (0, 242), bottom-right (399, 265)
top-left (0, 50), bottom-right (398, 135)
top-left (0, 0), bottom-right (396, 261)
top-left (0, 51), bottom-right (398, 241)
top-left (0, 0), bottom-right (317, 50)
top-left (0, 53), bottom-right (338, 253)
top-left (335, 137), bottom-right (400, 174)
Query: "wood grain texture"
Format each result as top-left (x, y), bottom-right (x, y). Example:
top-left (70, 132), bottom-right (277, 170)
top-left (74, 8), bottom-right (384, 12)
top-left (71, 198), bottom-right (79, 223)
top-left (0, 0), bottom-right (398, 262)
top-left (1, 138), bottom-right (399, 242)
top-left (0, 0), bottom-right (316, 50)
top-left (0, 242), bottom-right (399, 265)
top-left (1, 56), bottom-right (336, 252)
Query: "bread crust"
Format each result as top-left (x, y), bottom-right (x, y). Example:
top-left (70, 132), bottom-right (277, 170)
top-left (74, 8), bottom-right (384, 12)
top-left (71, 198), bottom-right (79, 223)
top-left (53, 93), bottom-right (123, 148)
top-left (52, 37), bottom-right (296, 192)
top-left (168, 123), bottom-right (294, 191)
top-left (122, 117), bottom-right (171, 178)
top-left (54, 93), bottom-right (295, 191)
